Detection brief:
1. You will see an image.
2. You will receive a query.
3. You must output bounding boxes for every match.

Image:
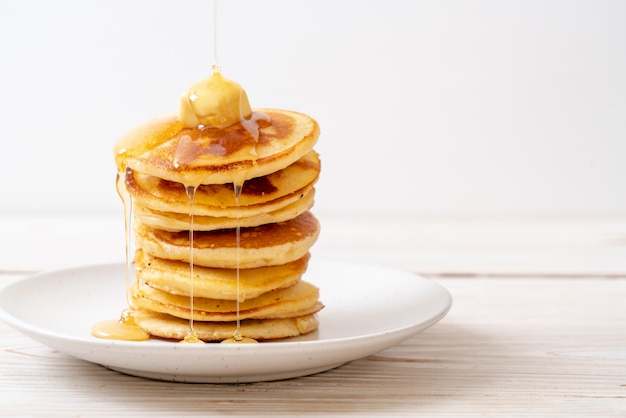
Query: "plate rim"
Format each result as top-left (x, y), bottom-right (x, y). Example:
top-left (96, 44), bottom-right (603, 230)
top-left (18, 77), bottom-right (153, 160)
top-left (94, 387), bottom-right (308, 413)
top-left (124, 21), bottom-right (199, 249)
top-left (0, 259), bottom-right (452, 382)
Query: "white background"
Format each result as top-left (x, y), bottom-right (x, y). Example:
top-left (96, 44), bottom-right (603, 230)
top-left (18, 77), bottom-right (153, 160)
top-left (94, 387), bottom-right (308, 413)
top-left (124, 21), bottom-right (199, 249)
top-left (1, 0), bottom-right (625, 217)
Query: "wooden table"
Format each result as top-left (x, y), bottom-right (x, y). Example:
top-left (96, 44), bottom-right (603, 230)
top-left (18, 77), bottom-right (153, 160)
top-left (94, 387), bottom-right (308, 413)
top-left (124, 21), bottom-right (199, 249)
top-left (1, 214), bottom-right (625, 417)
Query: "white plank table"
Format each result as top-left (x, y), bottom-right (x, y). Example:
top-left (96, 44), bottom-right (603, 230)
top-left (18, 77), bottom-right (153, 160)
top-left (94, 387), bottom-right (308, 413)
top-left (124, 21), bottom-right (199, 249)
top-left (1, 214), bottom-right (625, 417)
top-left (1, 213), bottom-right (625, 275)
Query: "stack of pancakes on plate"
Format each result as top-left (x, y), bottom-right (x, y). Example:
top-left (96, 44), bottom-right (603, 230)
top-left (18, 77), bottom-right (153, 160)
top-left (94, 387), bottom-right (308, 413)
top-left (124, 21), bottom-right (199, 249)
top-left (115, 106), bottom-right (323, 342)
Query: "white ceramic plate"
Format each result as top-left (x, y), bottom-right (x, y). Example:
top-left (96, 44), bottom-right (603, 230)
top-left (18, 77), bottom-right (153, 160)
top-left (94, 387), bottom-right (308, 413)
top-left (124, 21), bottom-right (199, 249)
top-left (0, 259), bottom-right (451, 383)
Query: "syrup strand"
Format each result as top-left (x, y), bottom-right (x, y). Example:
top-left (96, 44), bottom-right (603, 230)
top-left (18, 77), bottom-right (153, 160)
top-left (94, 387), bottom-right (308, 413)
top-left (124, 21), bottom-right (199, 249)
top-left (90, 170), bottom-right (149, 341)
top-left (186, 185), bottom-right (198, 338)
top-left (221, 182), bottom-right (258, 344)
top-left (213, 0), bottom-right (219, 67)
top-left (234, 183), bottom-right (243, 341)
top-left (124, 168), bottom-right (134, 310)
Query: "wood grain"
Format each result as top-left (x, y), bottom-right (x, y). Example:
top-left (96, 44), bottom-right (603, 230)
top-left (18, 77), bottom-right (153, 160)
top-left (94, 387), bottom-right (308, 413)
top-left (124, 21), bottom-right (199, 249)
top-left (1, 277), bottom-right (624, 417)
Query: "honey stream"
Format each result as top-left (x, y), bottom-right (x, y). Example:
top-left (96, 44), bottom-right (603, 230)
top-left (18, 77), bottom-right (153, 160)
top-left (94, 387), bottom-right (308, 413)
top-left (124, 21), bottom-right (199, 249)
top-left (180, 186), bottom-right (205, 344)
top-left (220, 184), bottom-right (258, 344)
top-left (94, 0), bottom-right (259, 343)
top-left (90, 170), bottom-right (149, 341)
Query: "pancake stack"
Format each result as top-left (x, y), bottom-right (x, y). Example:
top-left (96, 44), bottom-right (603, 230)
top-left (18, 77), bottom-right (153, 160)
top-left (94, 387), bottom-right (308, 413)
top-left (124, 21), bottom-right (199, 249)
top-left (113, 71), bottom-right (322, 342)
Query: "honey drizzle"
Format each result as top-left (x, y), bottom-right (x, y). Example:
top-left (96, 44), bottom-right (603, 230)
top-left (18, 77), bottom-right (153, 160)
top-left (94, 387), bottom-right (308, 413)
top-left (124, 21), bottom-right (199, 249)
top-left (122, 168), bottom-right (134, 308)
top-left (96, 1), bottom-right (264, 343)
top-left (234, 183), bottom-right (243, 340)
top-left (213, 0), bottom-right (219, 67)
top-left (221, 182), bottom-right (258, 344)
top-left (181, 185), bottom-right (205, 344)
top-left (90, 169), bottom-right (149, 341)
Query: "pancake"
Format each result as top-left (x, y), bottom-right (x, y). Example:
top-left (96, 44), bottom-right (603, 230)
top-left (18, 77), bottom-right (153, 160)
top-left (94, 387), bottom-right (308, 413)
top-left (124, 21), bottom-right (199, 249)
top-left (107, 71), bottom-right (324, 343)
top-left (126, 150), bottom-right (320, 218)
top-left (133, 186), bottom-right (315, 231)
top-left (134, 250), bottom-right (310, 301)
top-left (133, 310), bottom-right (319, 342)
top-left (134, 211), bottom-right (320, 269)
top-left (133, 185), bottom-right (315, 231)
top-left (116, 109), bottom-right (320, 187)
top-left (130, 280), bottom-right (323, 322)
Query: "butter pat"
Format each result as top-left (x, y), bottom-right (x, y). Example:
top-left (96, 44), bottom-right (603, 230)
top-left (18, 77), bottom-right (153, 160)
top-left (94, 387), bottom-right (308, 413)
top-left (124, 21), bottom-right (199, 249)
top-left (179, 68), bottom-right (252, 129)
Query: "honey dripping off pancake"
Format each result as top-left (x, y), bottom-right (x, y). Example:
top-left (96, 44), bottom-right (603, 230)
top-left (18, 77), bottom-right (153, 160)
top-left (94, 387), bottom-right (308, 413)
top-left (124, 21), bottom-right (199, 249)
top-left (93, 67), bottom-right (322, 344)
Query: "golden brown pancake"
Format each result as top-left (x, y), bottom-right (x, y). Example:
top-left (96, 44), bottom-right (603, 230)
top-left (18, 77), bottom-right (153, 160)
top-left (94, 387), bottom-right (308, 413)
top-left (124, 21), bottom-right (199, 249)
top-left (126, 150), bottom-right (320, 218)
top-left (134, 250), bottom-right (310, 301)
top-left (134, 211), bottom-right (320, 269)
top-left (112, 90), bottom-right (324, 342)
top-left (133, 310), bottom-right (319, 342)
top-left (132, 187), bottom-right (315, 231)
top-left (116, 109), bottom-right (320, 187)
top-left (130, 280), bottom-right (323, 322)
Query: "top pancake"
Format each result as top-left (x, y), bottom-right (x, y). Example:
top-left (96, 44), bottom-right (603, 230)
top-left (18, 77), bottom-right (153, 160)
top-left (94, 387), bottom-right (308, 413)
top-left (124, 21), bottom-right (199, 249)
top-left (115, 109), bottom-right (320, 187)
